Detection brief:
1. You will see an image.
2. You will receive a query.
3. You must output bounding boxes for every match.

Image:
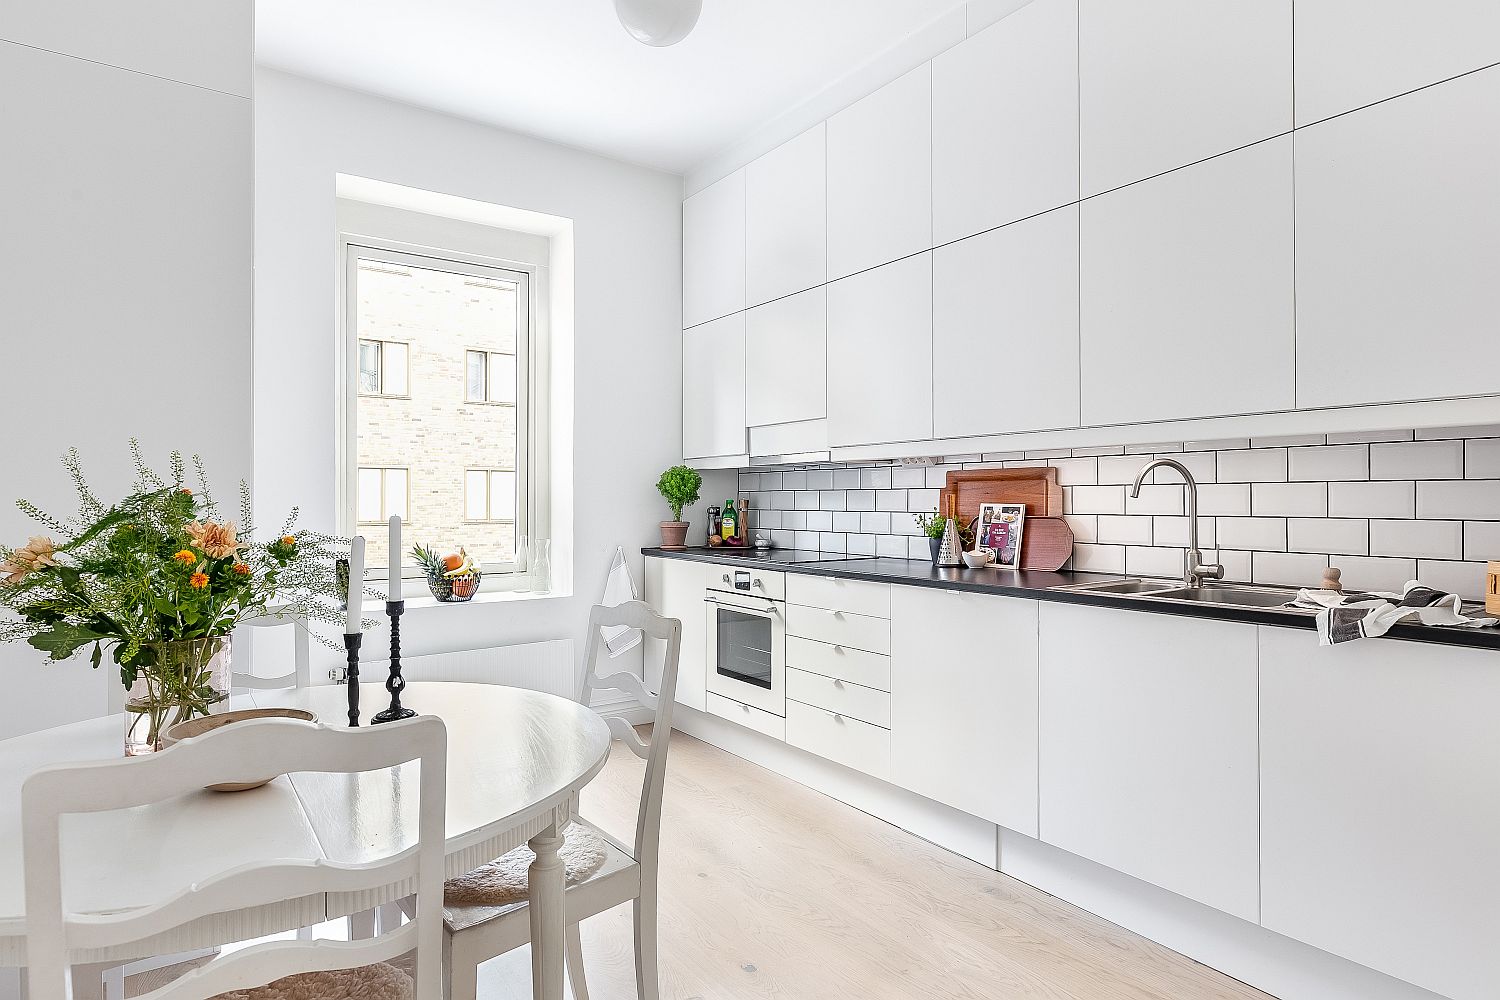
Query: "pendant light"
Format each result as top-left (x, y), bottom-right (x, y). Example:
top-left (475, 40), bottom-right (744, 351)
top-left (614, 0), bottom-right (702, 46)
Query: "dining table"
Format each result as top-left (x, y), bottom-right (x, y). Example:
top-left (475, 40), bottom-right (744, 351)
top-left (0, 681), bottom-right (613, 1000)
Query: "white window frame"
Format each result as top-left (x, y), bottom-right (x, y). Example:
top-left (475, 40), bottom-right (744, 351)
top-left (357, 338), bottom-right (411, 398)
top-left (464, 348), bottom-right (517, 405)
top-left (338, 238), bottom-right (545, 592)
top-left (355, 466), bottom-right (410, 525)
top-left (464, 468), bottom-right (518, 523)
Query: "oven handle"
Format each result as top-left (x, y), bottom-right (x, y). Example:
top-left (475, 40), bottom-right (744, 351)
top-left (704, 596), bottom-right (781, 615)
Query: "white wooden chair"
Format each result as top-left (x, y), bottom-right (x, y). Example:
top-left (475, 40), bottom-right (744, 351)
top-left (22, 716), bottom-right (448, 1000)
top-left (440, 600), bottom-right (681, 1000)
top-left (233, 605), bottom-right (312, 691)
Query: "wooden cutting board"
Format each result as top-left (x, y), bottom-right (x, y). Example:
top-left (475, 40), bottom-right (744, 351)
top-left (1017, 516), bottom-right (1074, 572)
top-left (940, 467), bottom-right (1065, 523)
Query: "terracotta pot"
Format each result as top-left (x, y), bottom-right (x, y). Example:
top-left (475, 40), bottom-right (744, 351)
top-left (659, 521), bottom-right (690, 549)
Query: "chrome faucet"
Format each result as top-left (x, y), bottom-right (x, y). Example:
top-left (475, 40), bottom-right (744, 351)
top-left (1130, 458), bottom-right (1224, 588)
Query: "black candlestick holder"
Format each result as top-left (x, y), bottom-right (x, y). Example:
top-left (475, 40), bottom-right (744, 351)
top-left (343, 632), bottom-right (363, 727)
top-left (372, 600), bottom-right (415, 725)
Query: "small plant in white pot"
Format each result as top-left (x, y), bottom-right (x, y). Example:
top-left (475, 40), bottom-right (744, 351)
top-left (656, 465), bottom-right (702, 550)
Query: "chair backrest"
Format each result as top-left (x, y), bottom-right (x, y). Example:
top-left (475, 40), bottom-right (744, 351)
top-left (23, 716), bottom-right (447, 1000)
top-left (578, 601), bottom-right (681, 865)
top-left (233, 605), bottom-right (312, 690)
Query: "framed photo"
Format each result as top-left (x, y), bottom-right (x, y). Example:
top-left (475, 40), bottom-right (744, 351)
top-left (976, 502), bottom-right (1026, 570)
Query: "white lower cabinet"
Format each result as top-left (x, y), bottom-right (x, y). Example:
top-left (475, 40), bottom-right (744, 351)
top-left (707, 692), bottom-right (785, 742)
top-left (1259, 628), bottom-right (1500, 1000)
top-left (642, 557), bottom-right (707, 712)
top-left (1037, 603), bottom-right (1259, 920)
top-left (785, 700), bottom-right (891, 781)
top-left (890, 588), bottom-right (1039, 838)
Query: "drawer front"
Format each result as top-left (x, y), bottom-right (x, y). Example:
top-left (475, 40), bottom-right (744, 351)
top-left (787, 668), bottom-right (891, 728)
top-left (785, 604), bottom-right (890, 654)
top-left (705, 565), bottom-right (785, 600)
top-left (786, 574), bottom-right (891, 618)
top-left (785, 636), bottom-right (891, 691)
top-left (786, 700), bottom-right (892, 781)
top-left (706, 692), bottom-right (786, 741)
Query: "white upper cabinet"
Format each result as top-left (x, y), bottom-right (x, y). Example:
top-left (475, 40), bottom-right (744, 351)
top-left (826, 253), bottom-right (932, 448)
top-left (1259, 628), bottom-right (1500, 1000)
top-left (1080, 136), bottom-right (1294, 426)
top-left (1295, 67), bottom-right (1500, 409)
top-left (932, 0), bottom-right (1079, 244)
top-left (1295, 0), bottom-right (1500, 126)
top-left (682, 313), bottom-right (746, 462)
top-left (933, 205), bottom-right (1079, 438)
top-left (746, 286), bottom-right (826, 428)
top-left (745, 124), bottom-right (826, 307)
top-left (1079, 0), bottom-right (1292, 196)
top-left (826, 64), bottom-right (932, 281)
top-left (1038, 604), bottom-right (1260, 921)
top-left (0, 0), bottom-right (252, 96)
top-left (682, 170), bottom-right (745, 330)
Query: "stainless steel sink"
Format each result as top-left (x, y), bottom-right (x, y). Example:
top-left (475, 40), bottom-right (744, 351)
top-left (1058, 578), bottom-right (1177, 596)
top-left (1150, 586), bottom-right (1297, 609)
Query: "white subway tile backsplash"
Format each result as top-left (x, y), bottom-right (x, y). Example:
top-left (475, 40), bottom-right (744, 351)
top-left (1368, 520), bottom-right (1464, 560)
top-left (1048, 457), bottom-right (1100, 486)
top-left (1289, 445), bottom-right (1368, 482)
top-left (1155, 451), bottom-right (1216, 484)
top-left (892, 512), bottom-right (924, 536)
top-left (981, 451), bottom-right (1026, 462)
top-left (833, 469), bottom-right (862, 490)
top-left (846, 489), bottom-right (876, 512)
top-left (794, 530), bottom-right (819, 550)
top-left (1097, 455), bottom-right (1147, 485)
top-left (1465, 521), bottom-right (1500, 562)
top-left (1070, 543), bottom-right (1126, 573)
top-left (1370, 441), bottom-right (1463, 481)
top-left (806, 511), bottom-right (834, 531)
top-left (1327, 481), bottom-right (1414, 519)
top-left (876, 490), bottom-right (908, 512)
top-left (1071, 445), bottom-right (1126, 457)
top-left (860, 511), bottom-right (891, 534)
top-left (908, 488), bottom-right (941, 513)
top-left (1332, 555), bottom-right (1417, 595)
top-left (1097, 515), bottom-right (1153, 546)
top-left (1067, 485), bottom-right (1126, 515)
top-left (771, 529), bottom-right (796, 549)
top-left (833, 512), bottom-right (862, 533)
top-left (1466, 439), bottom-right (1500, 479)
top-left (845, 534), bottom-right (876, 556)
top-left (1416, 480), bottom-right (1500, 520)
top-left (1152, 516), bottom-right (1215, 549)
top-left (1416, 424), bottom-right (1500, 440)
top-left (1326, 429), bottom-right (1414, 445)
top-left (1253, 551), bottom-right (1329, 588)
top-left (891, 467), bottom-right (926, 488)
top-left (1185, 438), bottom-right (1249, 451)
top-left (1287, 517), bottom-right (1368, 555)
top-left (781, 470), bottom-right (807, 490)
top-left (1414, 560), bottom-right (1487, 601)
top-left (1125, 442), bottom-right (1182, 454)
top-left (1251, 482), bottom-right (1328, 517)
top-left (1252, 434), bottom-right (1326, 448)
top-left (1125, 485), bottom-right (1185, 516)
top-left (818, 532), bottom-right (845, 553)
top-left (861, 467), bottom-right (893, 490)
top-left (925, 466), bottom-right (953, 488)
top-left (819, 490), bottom-right (846, 511)
top-left (1197, 484), bottom-right (1252, 516)
top-left (783, 510), bottom-right (808, 530)
top-left (794, 491), bottom-right (819, 511)
top-left (907, 536), bottom-right (932, 560)
top-left (1126, 546), bottom-right (1187, 577)
top-left (805, 470), bottom-right (834, 490)
top-left (1218, 448), bottom-right (1288, 483)
top-left (1217, 517), bottom-right (1287, 551)
top-left (1025, 448), bottom-right (1071, 460)
top-left (1216, 550), bottom-right (1253, 582)
top-left (876, 535), bottom-right (909, 558)
top-left (1064, 514), bottom-right (1099, 544)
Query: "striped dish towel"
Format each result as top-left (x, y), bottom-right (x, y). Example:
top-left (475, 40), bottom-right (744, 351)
top-left (1289, 581), bottom-right (1497, 645)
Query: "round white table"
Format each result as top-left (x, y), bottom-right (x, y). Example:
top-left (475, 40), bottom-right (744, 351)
top-left (0, 682), bottom-right (612, 1000)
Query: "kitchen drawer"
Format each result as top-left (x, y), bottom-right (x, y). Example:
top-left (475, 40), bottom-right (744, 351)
top-left (786, 700), bottom-right (892, 781)
top-left (706, 692), bottom-right (786, 741)
top-left (786, 574), bottom-right (891, 618)
top-left (787, 668), bottom-right (891, 728)
top-left (785, 604), bottom-right (890, 654)
top-left (705, 565), bottom-right (786, 601)
top-left (785, 636), bottom-right (891, 691)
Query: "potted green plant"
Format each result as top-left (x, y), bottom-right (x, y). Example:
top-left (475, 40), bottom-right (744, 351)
top-left (914, 511), bottom-right (975, 563)
top-left (656, 465), bottom-right (702, 549)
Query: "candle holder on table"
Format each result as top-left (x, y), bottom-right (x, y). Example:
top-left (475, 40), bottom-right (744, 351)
top-left (371, 600), bottom-right (415, 724)
top-left (343, 632), bottom-right (362, 727)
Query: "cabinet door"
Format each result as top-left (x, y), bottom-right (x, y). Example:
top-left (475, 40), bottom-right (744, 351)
top-left (1295, 68), bottom-right (1500, 408)
top-left (1295, 0), bottom-right (1500, 126)
top-left (933, 206), bottom-right (1079, 438)
top-left (826, 253), bottom-right (933, 448)
top-left (932, 0), bottom-right (1078, 244)
top-left (745, 123), bottom-right (826, 306)
top-left (826, 63), bottom-right (931, 280)
top-left (1038, 603), bottom-right (1259, 920)
top-left (1080, 137), bottom-right (1294, 426)
top-left (682, 170), bottom-right (745, 329)
top-left (891, 588), bottom-right (1038, 837)
top-left (682, 314), bottom-right (746, 461)
top-left (1079, 0), bottom-right (1291, 196)
top-left (643, 558), bottom-right (707, 713)
top-left (1259, 628), bottom-right (1500, 1000)
top-left (745, 286), bottom-right (825, 428)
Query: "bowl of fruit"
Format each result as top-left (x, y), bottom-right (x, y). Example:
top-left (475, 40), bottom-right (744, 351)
top-left (412, 544), bottom-right (482, 602)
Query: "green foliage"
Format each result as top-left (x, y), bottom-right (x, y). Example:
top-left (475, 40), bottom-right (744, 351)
top-left (656, 465), bottom-right (703, 522)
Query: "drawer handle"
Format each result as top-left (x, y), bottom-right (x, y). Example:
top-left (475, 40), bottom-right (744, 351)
top-left (832, 679), bottom-right (844, 688)
top-left (824, 609), bottom-right (842, 617)
top-left (833, 713), bottom-right (844, 722)
top-left (832, 645), bottom-right (844, 654)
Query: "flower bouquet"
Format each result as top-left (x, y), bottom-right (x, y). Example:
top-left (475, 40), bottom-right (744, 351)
top-left (0, 442), bottom-right (360, 754)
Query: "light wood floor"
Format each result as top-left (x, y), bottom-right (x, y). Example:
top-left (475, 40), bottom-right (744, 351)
top-left (477, 729), bottom-right (1272, 1000)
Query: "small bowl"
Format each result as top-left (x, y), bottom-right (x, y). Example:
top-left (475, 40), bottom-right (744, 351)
top-left (163, 708), bottom-right (318, 791)
top-left (961, 550), bottom-right (993, 570)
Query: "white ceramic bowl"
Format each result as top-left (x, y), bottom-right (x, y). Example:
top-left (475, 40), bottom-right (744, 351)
top-left (961, 550), bottom-right (992, 569)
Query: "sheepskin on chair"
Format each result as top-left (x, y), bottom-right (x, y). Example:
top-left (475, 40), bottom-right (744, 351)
top-left (212, 961), bottom-right (413, 1000)
top-left (444, 823), bottom-right (609, 907)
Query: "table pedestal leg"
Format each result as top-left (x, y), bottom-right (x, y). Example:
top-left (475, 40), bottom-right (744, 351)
top-left (528, 823), bottom-right (566, 1000)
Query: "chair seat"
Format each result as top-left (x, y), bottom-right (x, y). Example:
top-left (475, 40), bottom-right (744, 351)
top-left (211, 961), bottom-right (413, 1000)
top-left (443, 820), bottom-right (638, 934)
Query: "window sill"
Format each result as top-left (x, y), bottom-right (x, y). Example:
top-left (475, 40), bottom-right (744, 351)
top-left (397, 588), bottom-right (571, 611)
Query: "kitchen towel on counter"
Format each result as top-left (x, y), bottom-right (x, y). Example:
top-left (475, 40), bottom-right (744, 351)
top-left (1290, 582), bottom-right (1497, 645)
top-left (599, 545), bottom-right (643, 657)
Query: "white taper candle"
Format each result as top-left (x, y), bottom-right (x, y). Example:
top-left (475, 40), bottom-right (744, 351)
top-left (346, 535), bottom-right (365, 634)
top-left (388, 515), bottom-right (402, 599)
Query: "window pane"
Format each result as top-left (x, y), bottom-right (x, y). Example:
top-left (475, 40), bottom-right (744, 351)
top-left (490, 471), bottom-right (516, 522)
top-left (466, 350), bottom-right (486, 402)
top-left (385, 469), bottom-right (408, 521)
top-left (465, 471), bottom-right (487, 520)
top-left (488, 353), bottom-right (516, 404)
top-left (356, 468), bottom-right (382, 522)
top-left (358, 341), bottom-right (381, 394)
top-left (384, 342), bottom-right (409, 396)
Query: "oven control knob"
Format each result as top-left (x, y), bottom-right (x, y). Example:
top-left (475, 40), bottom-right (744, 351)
top-left (722, 574), bottom-right (731, 584)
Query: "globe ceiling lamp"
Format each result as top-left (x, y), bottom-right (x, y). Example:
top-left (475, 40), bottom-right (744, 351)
top-left (614, 0), bottom-right (703, 46)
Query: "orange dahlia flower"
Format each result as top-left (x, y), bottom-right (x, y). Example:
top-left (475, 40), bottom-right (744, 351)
top-left (173, 549), bottom-right (196, 564)
top-left (232, 562), bottom-right (251, 575)
top-left (189, 571), bottom-right (210, 589)
top-left (186, 520), bottom-right (242, 559)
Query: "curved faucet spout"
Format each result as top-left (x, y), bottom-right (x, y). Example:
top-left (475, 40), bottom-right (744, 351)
top-left (1128, 458), bottom-right (1223, 587)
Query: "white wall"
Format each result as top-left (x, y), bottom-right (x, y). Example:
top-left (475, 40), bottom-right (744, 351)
top-left (254, 69), bottom-right (727, 691)
top-left (0, 9), bottom-right (253, 740)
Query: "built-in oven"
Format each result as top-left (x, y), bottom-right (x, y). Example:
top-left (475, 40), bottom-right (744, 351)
top-left (704, 570), bottom-right (785, 717)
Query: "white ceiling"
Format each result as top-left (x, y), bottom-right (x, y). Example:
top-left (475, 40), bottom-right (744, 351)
top-left (255, 0), bottom-right (967, 175)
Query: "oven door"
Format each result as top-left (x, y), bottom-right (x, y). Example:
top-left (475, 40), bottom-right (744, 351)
top-left (704, 593), bottom-right (785, 717)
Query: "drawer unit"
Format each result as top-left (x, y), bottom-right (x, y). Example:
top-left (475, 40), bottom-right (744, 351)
top-left (785, 604), bottom-right (890, 654)
top-left (706, 692), bottom-right (786, 741)
top-left (786, 575), bottom-right (891, 618)
top-left (785, 636), bottom-right (891, 691)
top-left (786, 700), bottom-right (892, 781)
top-left (706, 565), bottom-right (786, 601)
top-left (786, 668), bottom-right (892, 728)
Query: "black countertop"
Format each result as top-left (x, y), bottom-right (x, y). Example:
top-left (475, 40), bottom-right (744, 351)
top-left (643, 547), bottom-right (1500, 652)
